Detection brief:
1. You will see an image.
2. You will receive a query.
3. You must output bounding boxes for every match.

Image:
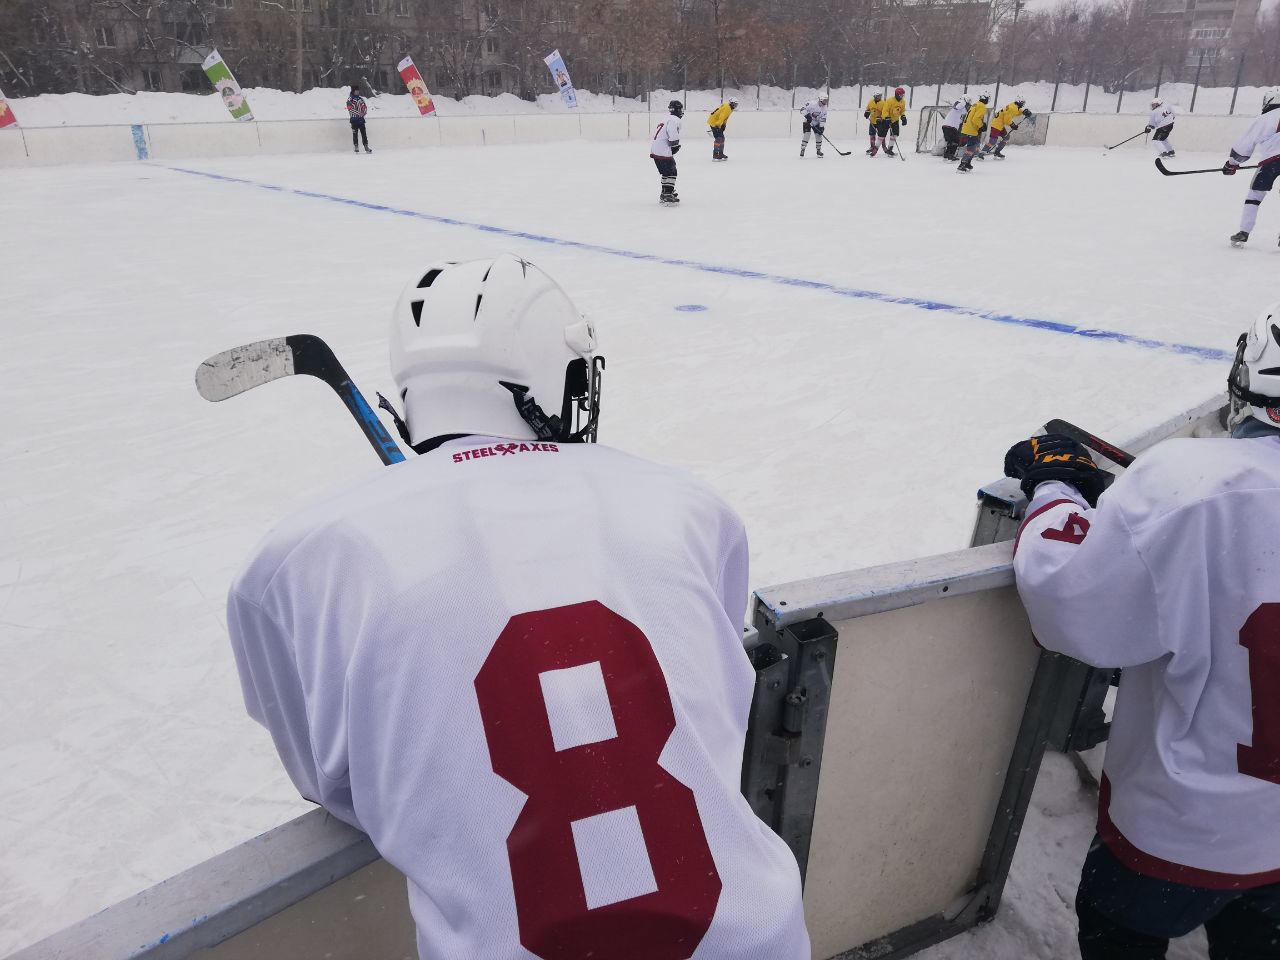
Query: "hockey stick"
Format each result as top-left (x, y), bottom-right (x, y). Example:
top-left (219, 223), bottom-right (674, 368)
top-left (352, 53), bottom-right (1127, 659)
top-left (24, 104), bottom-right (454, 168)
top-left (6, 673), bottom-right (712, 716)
top-left (195, 334), bottom-right (407, 465)
top-left (1044, 419), bottom-right (1134, 468)
top-left (1155, 157), bottom-right (1259, 176)
top-left (819, 132), bottom-right (852, 157)
top-left (1104, 130), bottom-right (1147, 150)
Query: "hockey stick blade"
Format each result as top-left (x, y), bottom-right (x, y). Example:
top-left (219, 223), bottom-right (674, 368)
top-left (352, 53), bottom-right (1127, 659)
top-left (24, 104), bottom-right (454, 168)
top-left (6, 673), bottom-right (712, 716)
top-left (1155, 157), bottom-right (1260, 176)
top-left (195, 334), bottom-right (406, 465)
top-left (1044, 418), bottom-right (1135, 468)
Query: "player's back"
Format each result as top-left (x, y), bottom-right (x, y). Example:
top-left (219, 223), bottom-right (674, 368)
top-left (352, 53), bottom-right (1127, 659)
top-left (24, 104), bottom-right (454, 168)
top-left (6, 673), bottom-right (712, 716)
top-left (1024, 435), bottom-right (1280, 885)
top-left (228, 437), bottom-right (810, 959)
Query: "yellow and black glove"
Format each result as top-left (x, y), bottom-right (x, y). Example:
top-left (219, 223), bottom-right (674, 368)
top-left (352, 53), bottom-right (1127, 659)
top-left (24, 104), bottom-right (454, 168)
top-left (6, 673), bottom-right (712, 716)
top-left (1004, 434), bottom-right (1106, 506)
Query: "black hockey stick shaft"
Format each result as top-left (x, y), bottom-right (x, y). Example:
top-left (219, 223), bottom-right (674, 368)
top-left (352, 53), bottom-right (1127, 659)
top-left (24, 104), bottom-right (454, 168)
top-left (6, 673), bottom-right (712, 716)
top-left (1155, 157), bottom-right (1260, 176)
top-left (1105, 130), bottom-right (1147, 150)
top-left (195, 334), bottom-right (407, 465)
top-left (819, 132), bottom-right (851, 156)
top-left (1044, 419), bottom-right (1134, 468)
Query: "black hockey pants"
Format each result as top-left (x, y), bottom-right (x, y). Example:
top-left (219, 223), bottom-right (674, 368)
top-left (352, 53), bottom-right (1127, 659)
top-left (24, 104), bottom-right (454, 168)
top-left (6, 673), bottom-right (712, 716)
top-left (350, 117), bottom-right (369, 149)
top-left (942, 125), bottom-right (960, 158)
top-left (1076, 839), bottom-right (1280, 959)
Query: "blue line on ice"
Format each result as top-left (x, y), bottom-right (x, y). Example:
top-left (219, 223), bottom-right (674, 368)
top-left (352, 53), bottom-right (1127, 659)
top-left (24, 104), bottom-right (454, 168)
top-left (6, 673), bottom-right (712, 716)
top-left (165, 165), bottom-right (1230, 363)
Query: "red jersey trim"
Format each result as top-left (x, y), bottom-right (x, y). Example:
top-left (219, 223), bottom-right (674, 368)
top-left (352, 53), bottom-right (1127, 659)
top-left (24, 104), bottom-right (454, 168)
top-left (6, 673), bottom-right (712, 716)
top-left (1013, 498), bottom-right (1076, 554)
top-left (1098, 774), bottom-right (1280, 890)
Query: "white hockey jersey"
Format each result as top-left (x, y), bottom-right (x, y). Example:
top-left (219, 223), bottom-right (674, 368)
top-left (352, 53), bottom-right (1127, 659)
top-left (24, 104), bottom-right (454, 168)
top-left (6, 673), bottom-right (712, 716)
top-left (1014, 436), bottom-right (1280, 888)
top-left (1231, 108), bottom-right (1280, 165)
top-left (1149, 103), bottom-right (1176, 130)
top-left (942, 99), bottom-right (967, 128)
top-left (227, 437), bottom-right (810, 959)
top-left (650, 114), bottom-right (682, 158)
top-left (800, 99), bottom-right (828, 126)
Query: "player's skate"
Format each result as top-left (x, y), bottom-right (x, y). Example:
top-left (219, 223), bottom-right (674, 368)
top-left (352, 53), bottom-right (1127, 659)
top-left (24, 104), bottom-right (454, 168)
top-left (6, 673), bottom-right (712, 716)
top-left (1164, 149), bottom-right (1176, 158)
top-left (800, 143), bottom-right (806, 157)
top-left (364, 147), bottom-right (373, 154)
top-left (957, 159), bottom-right (972, 173)
top-left (1231, 231), bottom-right (1250, 246)
top-left (816, 146), bottom-right (824, 158)
top-left (884, 145), bottom-right (896, 157)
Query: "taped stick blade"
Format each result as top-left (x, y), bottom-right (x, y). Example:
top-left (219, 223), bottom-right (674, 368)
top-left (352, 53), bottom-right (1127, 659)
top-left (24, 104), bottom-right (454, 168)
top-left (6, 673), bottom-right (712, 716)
top-left (195, 337), bottom-right (295, 401)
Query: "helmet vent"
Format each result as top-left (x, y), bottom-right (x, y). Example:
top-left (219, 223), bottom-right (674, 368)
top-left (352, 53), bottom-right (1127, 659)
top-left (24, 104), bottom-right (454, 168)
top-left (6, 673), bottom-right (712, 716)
top-left (410, 300), bottom-right (424, 327)
top-left (417, 269), bottom-right (443, 289)
top-left (474, 294), bottom-right (483, 319)
top-left (1271, 323), bottom-right (1280, 347)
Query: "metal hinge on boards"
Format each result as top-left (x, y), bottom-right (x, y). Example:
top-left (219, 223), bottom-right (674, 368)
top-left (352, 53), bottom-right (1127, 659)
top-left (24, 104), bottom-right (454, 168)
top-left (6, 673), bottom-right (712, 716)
top-left (742, 615), bottom-right (838, 881)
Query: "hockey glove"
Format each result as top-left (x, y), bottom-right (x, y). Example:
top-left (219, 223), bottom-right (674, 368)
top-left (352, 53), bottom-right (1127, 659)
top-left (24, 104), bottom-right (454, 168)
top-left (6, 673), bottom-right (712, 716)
top-left (1145, 125), bottom-right (1153, 132)
top-left (1004, 434), bottom-right (1106, 507)
top-left (671, 144), bottom-right (681, 154)
top-left (1223, 161), bottom-right (1238, 175)
top-left (1011, 122), bottom-right (1020, 131)
top-left (863, 110), bottom-right (870, 119)
top-left (901, 116), bottom-right (908, 127)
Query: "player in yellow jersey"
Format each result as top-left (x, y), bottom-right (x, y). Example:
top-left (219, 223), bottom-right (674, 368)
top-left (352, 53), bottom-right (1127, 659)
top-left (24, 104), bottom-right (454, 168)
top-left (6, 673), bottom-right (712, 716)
top-left (864, 92), bottom-right (886, 156)
top-left (707, 97), bottom-right (739, 161)
top-left (981, 98), bottom-right (1031, 160)
top-left (878, 87), bottom-right (908, 157)
top-left (957, 93), bottom-right (991, 173)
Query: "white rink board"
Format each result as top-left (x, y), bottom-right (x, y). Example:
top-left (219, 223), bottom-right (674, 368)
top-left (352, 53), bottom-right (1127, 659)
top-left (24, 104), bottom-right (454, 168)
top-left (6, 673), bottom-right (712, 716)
top-left (805, 588), bottom-right (1038, 957)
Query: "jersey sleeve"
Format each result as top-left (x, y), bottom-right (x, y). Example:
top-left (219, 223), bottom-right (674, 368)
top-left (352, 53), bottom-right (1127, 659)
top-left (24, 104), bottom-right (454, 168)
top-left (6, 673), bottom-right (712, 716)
top-left (1232, 116), bottom-right (1265, 161)
top-left (668, 116), bottom-right (682, 143)
top-left (1013, 481), bottom-right (1166, 668)
top-left (227, 587), bottom-right (362, 831)
top-left (715, 514), bottom-right (750, 631)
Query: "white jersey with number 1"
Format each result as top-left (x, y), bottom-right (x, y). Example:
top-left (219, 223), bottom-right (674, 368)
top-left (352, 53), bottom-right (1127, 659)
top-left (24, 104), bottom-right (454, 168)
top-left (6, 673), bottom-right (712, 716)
top-left (1149, 103), bottom-right (1176, 130)
top-left (651, 114), bottom-right (682, 158)
top-left (1014, 436), bottom-right (1280, 888)
top-left (227, 437), bottom-right (810, 959)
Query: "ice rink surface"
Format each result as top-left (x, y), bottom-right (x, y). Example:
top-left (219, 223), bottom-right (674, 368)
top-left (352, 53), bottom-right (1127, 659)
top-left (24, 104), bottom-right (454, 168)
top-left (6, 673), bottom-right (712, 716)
top-left (2, 135), bottom-right (1265, 956)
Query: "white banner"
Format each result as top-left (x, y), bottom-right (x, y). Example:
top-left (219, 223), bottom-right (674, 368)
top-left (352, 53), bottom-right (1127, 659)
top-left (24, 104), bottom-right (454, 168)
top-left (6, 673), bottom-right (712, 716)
top-left (543, 49), bottom-right (578, 109)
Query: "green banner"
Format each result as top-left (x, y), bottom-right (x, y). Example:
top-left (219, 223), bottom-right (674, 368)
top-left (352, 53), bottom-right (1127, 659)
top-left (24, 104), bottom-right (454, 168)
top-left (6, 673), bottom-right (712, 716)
top-left (202, 50), bottom-right (253, 121)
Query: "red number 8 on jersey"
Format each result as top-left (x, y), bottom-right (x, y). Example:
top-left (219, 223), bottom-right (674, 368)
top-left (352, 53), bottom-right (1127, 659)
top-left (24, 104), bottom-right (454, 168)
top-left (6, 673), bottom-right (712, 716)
top-left (474, 601), bottom-right (722, 960)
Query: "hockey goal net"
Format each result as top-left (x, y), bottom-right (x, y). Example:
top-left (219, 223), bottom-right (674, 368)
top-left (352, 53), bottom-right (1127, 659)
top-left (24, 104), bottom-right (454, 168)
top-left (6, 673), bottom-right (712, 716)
top-left (915, 105), bottom-right (950, 154)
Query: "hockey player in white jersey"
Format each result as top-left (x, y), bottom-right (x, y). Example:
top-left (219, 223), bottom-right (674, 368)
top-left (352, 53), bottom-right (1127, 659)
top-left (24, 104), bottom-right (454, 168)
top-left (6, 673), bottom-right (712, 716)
top-left (651, 99), bottom-right (683, 204)
top-left (225, 254), bottom-right (811, 960)
top-left (1224, 87), bottom-right (1280, 246)
top-left (799, 94), bottom-right (828, 157)
top-left (1146, 98), bottom-right (1176, 157)
top-left (1003, 310), bottom-right (1280, 959)
top-left (940, 95), bottom-right (969, 161)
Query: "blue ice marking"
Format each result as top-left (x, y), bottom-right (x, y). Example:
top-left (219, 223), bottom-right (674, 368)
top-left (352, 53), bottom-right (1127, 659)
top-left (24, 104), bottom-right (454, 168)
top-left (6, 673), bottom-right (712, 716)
top-left (164, 166), bottom-right (1231, 364)
top-left (676, 304), bottom-right (709, 312)
top-left (131, 125), bottom-right (149, 161)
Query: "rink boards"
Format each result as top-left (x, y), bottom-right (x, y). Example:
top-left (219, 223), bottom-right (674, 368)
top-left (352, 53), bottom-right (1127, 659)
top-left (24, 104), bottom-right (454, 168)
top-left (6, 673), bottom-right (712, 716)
top-left (0, 109), bottom-right (1256, 168)
top-left (8, 400), bottom-right (1226, 960)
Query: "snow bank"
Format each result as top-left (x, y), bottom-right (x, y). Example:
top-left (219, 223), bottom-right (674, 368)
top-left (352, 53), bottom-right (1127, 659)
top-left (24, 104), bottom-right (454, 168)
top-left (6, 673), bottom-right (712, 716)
top-left (6, 81), bottom-right (1271, 128)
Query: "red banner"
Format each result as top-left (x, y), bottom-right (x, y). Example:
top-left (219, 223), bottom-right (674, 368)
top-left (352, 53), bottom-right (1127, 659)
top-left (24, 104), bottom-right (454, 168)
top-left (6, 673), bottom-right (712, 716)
top-left (0, 90), bottom-right (17, 130)
top-left (397, 56), bottom-right (436, 117)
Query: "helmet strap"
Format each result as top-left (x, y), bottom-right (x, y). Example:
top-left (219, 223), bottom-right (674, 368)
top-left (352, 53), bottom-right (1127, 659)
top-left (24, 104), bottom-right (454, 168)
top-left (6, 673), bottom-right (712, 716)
top-left (500, 356), bottom-right (605, 444)
top-left (376, 391), bottom-right (470, 455)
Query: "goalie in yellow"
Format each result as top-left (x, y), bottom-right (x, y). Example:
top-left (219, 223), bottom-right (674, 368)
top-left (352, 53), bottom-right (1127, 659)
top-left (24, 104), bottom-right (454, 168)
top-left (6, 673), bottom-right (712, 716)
top-left (981, 98), bottom-right (1031, 160)
top-left (707, 97), bottom-right (739, 161)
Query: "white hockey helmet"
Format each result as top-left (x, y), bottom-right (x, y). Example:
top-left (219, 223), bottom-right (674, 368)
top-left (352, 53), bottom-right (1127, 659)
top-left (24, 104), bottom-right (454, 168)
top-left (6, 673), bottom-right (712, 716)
top-left (728, 96), bottom-right (740, 108)
top-left (1228, 302), bottom-right (1280, 429)
top-left (1150, 97), bottom-right (1163, 109)
top-left (978, 92), bottom-right (991, 104)
top-left (1263, 87), bottom-right (1280, 112)
top-left (389, 255), bottom-right (603, 450)
top-left (963, 93), bottom-right (974, 106)
top-left (818, 93), bottom-right (829, 104)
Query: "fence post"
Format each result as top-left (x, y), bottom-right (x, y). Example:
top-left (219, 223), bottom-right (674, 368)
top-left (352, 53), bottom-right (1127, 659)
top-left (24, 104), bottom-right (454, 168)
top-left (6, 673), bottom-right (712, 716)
top-left (936, 81), bottom-right (942, 105)
top-left (1082, 65), bottom-right (1092, 112)
top-left (1051, 65), bottom-right (1061, 111)
top-left (1190, 49), bottom-right (1205, 112)
top-left (1154, 61), bottom-right (1163, 98)
top-left (1230, 51), bottom-right (1247, 114)
top-left (994, 75), bottom-right (1002, 108)
top-left (1116, 82), bottom-right (1124, 113)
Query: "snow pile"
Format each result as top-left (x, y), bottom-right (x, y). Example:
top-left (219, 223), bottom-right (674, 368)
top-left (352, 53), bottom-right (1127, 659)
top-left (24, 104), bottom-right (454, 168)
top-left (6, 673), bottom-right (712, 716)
top-left (6, 81), bottom-right (1271, 127)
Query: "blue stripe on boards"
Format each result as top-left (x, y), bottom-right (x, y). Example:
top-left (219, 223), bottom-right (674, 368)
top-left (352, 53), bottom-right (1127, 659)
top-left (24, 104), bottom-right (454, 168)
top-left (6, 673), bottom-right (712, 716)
top-left (131, 125), bottom-right (149, 161)
top-left (165, 165), bottom-right (1230, 364)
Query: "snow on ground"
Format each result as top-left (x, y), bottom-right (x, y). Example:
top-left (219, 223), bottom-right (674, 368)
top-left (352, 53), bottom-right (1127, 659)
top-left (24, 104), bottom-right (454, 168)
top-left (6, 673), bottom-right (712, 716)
top-left (5, 79), bottom-right (1271, 127)
top-left (1, 135), bottom-right (1268, 956)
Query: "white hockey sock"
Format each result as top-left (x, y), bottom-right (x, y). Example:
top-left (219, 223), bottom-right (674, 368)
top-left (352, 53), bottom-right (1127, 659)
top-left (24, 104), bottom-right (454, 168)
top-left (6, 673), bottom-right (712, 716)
top-left (801, 129), bottom-right (811, 146)
top-left (1241, 191), bottom-right (1265, 232)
